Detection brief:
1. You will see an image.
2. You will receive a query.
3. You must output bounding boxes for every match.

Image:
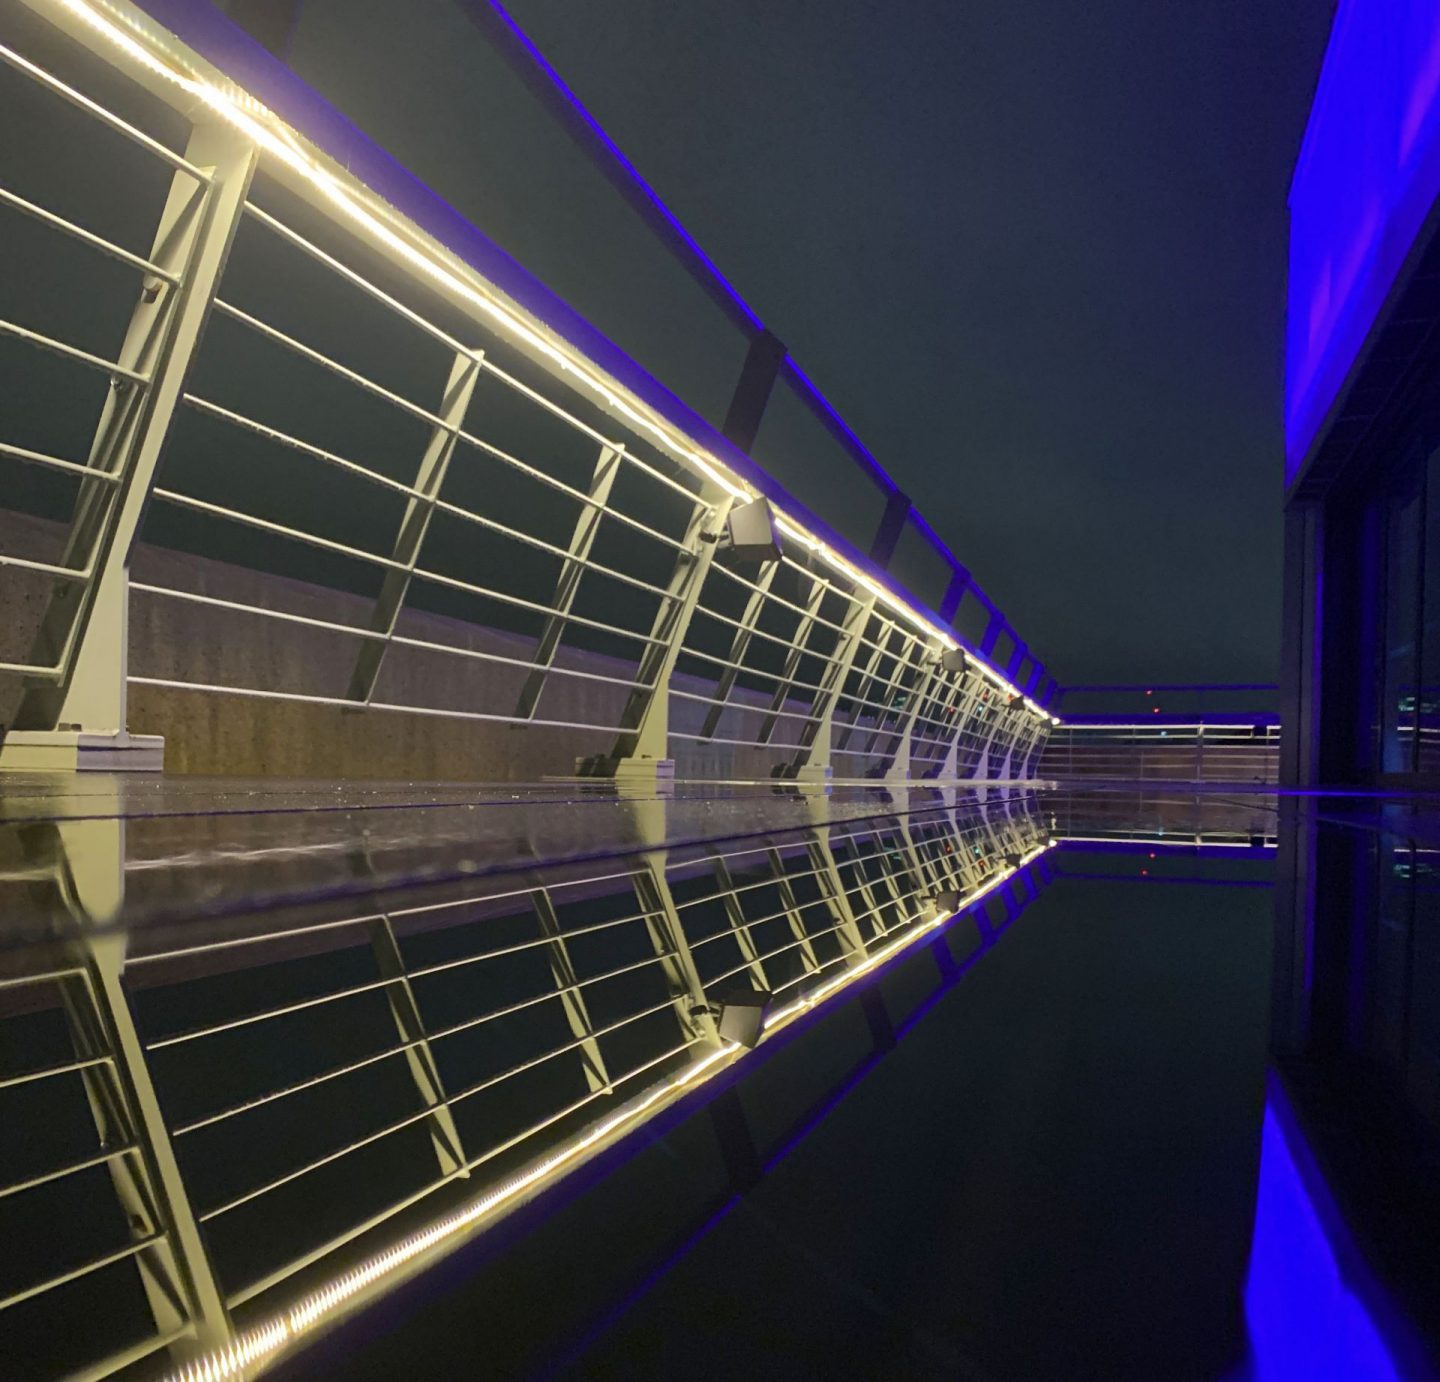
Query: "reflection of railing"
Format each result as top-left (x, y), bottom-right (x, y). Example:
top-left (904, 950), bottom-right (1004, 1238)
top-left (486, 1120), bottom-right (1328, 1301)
top-left (1039, 721), bottom-right (1280, 784)
top-left (0, 789), bottom-right (1049, 1379)
top-left (0, 1), bottom-right (1052, 780)
top-left (1042, 789), bottom-right (1279, 849)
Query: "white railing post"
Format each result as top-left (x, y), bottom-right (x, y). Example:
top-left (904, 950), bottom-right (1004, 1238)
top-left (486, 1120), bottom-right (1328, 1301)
top-left (584, 491), bottom-right (735, 787)
top-left (4, 120), bottom-right (256, 772)
top-left (46, 813), bottom-right (230, 1365)
top-left (780, 590), bottom-right (876, 784)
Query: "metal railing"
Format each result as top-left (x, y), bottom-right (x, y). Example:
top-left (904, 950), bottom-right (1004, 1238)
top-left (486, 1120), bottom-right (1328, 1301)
top-left (0, 0), bottom-right (1054, 780)
top-left (0, 788), bottom-right (1050, 1378)
top-left (1038, 721), bottom-right (1281, 784)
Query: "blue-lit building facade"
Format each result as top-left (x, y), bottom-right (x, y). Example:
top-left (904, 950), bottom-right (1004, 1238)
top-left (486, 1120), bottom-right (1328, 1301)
top-left (1275, 6), bottom-right (1440, 1350)
top-left (1283, 0), bottom-right (1440, 786)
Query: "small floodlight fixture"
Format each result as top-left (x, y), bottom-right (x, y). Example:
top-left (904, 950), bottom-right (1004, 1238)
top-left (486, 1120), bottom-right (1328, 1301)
top-left (709, 496), bottom-right (782, 564)
top-left (713, 981), bottom-right (772, 1048)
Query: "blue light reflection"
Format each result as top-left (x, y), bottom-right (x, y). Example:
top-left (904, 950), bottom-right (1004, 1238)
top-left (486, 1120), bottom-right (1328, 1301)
top-left (1243, 1101), bottom-right (1400, 1381)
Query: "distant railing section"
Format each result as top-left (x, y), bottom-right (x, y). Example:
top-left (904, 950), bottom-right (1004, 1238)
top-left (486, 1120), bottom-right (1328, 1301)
top-left (1042, 789), bottom-right (1279, 848)
top-left (0, 790), bottom-right (1050, 1379)
top-left (0, 0), bottom-right (1053, 780)
top-left (1039, 719), bottom-right (1281, 784)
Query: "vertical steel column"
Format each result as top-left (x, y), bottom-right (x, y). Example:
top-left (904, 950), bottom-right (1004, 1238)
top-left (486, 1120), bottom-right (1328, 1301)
top-left (721, 329), bottom-right (786, 453)
top-left (875, 646), bottom-right (940, 783)
top-left (938, 567), bottom-right (970, 624)
top-left (804, 829), bottom-right (871, 964)
top-left (766, 845), bottom-right (821, 977)
top-left (59, 944), bottom-right (229, 1363)
top-left (365, 916), bottom-right (470, 1176)
top-left (593, 492), bottom-right (735, 781)
top-left (697, 561), bottom-right (778, 740)
top-left (513, 443), bottom-right (621, 718)
top-left (49, 805), bottom-right (226, 1365)
top-left (833, 618), bottom-right (894, 756)
top-left (975, 692), bottom-right (1009, 779)
top-left (755, 569), bottom-right (827, 745)
top-left (708, 854), bottom-right (771, 991)
top-left (632, 860), bottom-right (720, 1046)
top-left (907, 664), bottom-right (956, 778)
top-left (777, 590), bottom-right (876, 781)
top-left (955, 678), bottom-right (994, 780)
top-left (864, 826), bottom-right (916, 934)
top-left (855, 629), bottom-right (921, 763)
top-left (345, 349), bottom-right (482, 705)
top-left (9, 122), bottom-right (257, 768)
top-left (868, 488), bottom-right (910, 569)
top-left (529, 888), bottom-right (613, 1093)
top-left (927, 667), bottom-right (973, 781)
top-left (929, 666), bottom-right (975, 779)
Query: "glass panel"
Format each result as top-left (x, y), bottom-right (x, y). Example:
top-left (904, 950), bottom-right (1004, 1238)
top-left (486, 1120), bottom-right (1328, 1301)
top-left (1421, 449), bottom-right (1440, 776)
top-left (1381, 465), bottom-right (1422, 773)
top-left (1409, 846), bottom-right (1440, 1132)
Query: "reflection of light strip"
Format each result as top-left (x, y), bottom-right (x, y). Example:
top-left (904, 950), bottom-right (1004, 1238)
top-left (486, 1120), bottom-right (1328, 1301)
top-left (763, 843), bottom-right (1050, 1033)
top-left (170, 1042), bottom-right (739, 1381)
top-left (1056, 722), bottom-right (1276, 732)
top-left (168, 839), bottom-right (1051, 1380)
top-left (45, 0), bottom-right (1052, 724)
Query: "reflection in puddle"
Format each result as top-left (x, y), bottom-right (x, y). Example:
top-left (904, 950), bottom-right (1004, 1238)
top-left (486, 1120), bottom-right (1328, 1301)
top-left (0, 783), bottom-right (1432, 1379)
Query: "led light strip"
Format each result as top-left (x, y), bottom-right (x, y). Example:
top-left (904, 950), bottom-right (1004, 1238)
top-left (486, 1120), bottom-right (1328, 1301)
top-left (40, 0), bottom-right (1054, 725)
top-left (1057, 722), bottom-right (1277, 732)
top-left (1060, 835), bottom-right (1275, 848)
top-left (165, 842), bottom-right (1052, 1381)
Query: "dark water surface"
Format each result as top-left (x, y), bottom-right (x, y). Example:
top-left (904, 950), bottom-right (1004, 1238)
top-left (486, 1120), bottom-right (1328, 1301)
top-left (2, 781), bottom-right (1428, 1380)
top-left (322, 859), bottom-right (1275, 1382)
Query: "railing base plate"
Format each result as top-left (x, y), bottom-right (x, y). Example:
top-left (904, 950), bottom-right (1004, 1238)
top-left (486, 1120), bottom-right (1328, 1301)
top-left (0, 730), bottom-right (164, 773)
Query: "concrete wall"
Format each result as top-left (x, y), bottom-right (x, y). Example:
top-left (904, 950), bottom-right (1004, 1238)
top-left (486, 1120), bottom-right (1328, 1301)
top-left (2, 509), bottom-right (1023, 782)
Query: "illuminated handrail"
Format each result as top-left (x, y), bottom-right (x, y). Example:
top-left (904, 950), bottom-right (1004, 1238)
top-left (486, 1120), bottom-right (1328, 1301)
top-left (0, 0), bottom-right (1055, 782)
top-left (1039, 721), bottom-right (1281, 784)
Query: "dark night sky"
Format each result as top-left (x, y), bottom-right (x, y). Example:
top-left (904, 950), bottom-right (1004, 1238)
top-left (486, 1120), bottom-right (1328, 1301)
top-left (284, 0), bottom-right (1336, 686)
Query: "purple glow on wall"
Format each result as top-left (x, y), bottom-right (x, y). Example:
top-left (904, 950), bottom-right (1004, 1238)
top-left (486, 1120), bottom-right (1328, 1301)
top-left (1287, 0), bottom-right (1440, 483)
top-left (1242, 1090), bottom-right (1402, 1380)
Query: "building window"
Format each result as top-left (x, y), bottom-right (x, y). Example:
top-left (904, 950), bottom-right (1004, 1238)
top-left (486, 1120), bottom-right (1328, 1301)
top-left (1380, 456), bottom-right (1423, 774)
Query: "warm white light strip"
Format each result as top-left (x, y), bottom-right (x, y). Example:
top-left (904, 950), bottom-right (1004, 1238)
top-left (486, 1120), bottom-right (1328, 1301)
top-left (164, 841), bottom-right (1053, 1380)
top-left (169, 1042), bottom-right (738, 1382)
top-left (43, 0), bottom-right (1053, 725)
top-left (1058, 722), bottom-right (1276, 733)
top-left (1060, 835), bottom-right (1273, 849)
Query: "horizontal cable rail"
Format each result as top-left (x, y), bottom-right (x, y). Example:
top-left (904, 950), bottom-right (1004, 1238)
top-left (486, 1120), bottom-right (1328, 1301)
top-left (0, 0), bottom-right (1053, 783)
top-left (1040, 723), bottom-right (1281, 783)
